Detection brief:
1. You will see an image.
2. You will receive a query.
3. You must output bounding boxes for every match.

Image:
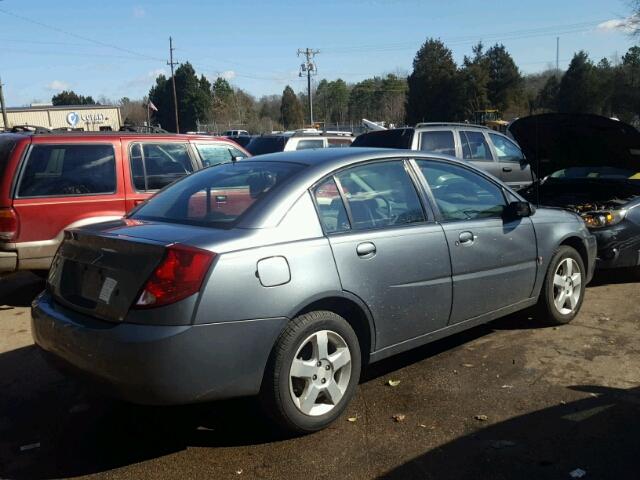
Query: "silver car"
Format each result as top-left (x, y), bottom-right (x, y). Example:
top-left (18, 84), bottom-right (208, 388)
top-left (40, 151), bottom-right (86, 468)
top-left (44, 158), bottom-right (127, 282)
top-left (32, 148), bottom-right (596, 433)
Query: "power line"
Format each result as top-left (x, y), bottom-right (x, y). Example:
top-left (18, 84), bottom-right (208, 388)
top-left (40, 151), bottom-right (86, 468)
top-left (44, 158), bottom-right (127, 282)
top-left (0, 7), bottom-right (164, 62)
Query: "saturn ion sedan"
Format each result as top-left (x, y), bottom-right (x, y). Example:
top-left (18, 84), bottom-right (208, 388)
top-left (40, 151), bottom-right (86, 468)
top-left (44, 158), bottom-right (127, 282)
top-left (32, 148), bottom-right (596, 433)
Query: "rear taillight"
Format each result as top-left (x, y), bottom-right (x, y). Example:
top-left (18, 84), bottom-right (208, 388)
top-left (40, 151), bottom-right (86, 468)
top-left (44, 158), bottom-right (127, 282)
top-left (134, 244), bottom-right (215, 309)
top-left (0, 208), bottom-right (19, 241)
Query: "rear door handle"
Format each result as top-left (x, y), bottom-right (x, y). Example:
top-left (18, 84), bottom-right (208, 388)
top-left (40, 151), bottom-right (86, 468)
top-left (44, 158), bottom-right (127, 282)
top-left (356, 242), bottom-right (376, 258)
top-left (502, 167), bottom-right (512, 172)
top-left (458, 231), bottom-right (476, 245)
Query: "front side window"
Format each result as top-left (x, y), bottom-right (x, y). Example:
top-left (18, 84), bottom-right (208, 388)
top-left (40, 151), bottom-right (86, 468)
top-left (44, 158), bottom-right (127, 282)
top-left (417, 160), bottom-right (506, 221)
top-left (18, 144), bottom-right (116, 197)
top-left (131, 161), bottom-right (303, 228)
top-left (460, 131), bottom-right (493, 161)
top-left (296, 139), bottom-right (325, 150)
top-left (419, 131), bottom-right (455, 156)
top-left (313, 178), bottom-right (350, 233)
top-left (334, 160), bottom-right (425, 230)
top-left (130, 143), bottom-right (193, 191)
top-left (195, 143), bottom-right (247, 167)
top-left (489, 134), bottom-right (524, 162)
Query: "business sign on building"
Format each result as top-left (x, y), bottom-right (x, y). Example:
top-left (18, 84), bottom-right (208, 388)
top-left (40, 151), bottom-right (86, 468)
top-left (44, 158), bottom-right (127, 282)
top-left (66, 111), bottom-right (108, 127)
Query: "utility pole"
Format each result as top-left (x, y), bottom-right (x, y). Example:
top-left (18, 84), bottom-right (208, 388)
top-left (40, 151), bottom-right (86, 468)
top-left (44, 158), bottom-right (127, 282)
top-left (167, 37), bottom-right (180, 133)
top-left (0, 77), bottom-right (9, 130)
top-left (297, 48), bottom-right (319, 126)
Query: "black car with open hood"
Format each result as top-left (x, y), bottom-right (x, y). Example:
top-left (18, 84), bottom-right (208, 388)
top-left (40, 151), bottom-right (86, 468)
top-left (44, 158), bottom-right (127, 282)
top-left (510, 113), bottom-right (640, 270)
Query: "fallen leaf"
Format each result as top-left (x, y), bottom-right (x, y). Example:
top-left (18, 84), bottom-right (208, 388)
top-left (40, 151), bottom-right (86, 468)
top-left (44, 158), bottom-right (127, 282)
top-left (392, 414), bottom-right (406, 422)
top-left (347, 416), bottom-right (357, 423)
top-left (462, 363), bottom-right (474, 368)
top-left (387, 379), bottom-right (401, 387)
top-left (419, 424), bottom-right (427, 428)
top-left (501, 384), bottom-right (514, 389)
top-left (474, 414), bottom-right (488, 421)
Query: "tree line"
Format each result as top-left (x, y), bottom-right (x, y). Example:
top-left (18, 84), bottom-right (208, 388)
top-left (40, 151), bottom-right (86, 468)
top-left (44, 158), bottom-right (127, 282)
top-left (51, 39), bottom-right (640, 132)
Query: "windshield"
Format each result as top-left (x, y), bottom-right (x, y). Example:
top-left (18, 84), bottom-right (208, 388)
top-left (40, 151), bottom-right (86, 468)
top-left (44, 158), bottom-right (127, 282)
top-left (548, 166), bottom-right (640, 181)
top-left (131, 161), bottom-right (304, 228)
top-left (245, 136), bottom-right (288, 155)
top-left (351, 129), bottom-right (413, 149)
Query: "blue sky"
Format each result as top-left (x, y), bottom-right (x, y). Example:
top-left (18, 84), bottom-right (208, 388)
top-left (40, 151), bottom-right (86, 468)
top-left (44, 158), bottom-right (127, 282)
top-left (0, 0), bottom-right (636, 106)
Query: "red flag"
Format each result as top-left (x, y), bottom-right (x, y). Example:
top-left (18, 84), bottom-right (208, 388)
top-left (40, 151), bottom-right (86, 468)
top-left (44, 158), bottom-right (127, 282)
top-left (148, 101), bottom-right (158, 112)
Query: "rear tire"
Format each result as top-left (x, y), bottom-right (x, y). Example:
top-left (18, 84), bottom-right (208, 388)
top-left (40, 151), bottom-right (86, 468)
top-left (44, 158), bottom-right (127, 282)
top-left (537, 246), bottom-right (585, 325)
top-left (260, 310), bottom-right (361, 434)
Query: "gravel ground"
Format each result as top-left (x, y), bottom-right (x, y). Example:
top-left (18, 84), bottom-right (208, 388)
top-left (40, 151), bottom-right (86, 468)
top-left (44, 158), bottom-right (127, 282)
top-left (0, 269), bottom-right (638, 480)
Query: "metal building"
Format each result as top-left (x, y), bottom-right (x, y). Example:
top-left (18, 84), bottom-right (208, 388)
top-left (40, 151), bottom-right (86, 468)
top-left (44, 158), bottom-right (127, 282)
top-left (0, 104), bottom-right (122, 131)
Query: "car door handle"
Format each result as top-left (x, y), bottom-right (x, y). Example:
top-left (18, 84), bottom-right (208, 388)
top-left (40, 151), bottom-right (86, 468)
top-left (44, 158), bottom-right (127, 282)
top-left (502, 166), bottom-right (512, 172)
top-left (458, 231), bottom-right (476, 246)
top-left (356, 242), bottom-right (376, 258)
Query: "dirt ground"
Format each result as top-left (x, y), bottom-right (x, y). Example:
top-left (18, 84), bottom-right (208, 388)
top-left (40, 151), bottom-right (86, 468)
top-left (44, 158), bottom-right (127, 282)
top-left (0, 269), bottom-right (639, 480)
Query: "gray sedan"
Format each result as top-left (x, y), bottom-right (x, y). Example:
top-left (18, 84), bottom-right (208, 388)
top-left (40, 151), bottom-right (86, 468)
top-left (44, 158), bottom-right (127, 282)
top-left (32, 148), bottom-right (596, 433)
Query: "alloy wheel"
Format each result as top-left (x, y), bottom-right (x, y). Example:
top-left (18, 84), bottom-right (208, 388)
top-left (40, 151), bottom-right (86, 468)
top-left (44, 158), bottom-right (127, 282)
top-left (552, 258), bottom-right (582, 315)
top-left (289, 330), bottom-right (352, 416)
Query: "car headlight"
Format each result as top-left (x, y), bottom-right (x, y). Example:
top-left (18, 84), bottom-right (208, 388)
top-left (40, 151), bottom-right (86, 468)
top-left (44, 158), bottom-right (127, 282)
top-left (581, 210), bottom-right (627, 229)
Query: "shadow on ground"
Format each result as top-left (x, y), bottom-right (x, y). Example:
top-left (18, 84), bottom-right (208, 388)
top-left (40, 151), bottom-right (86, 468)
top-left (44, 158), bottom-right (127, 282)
top-left (0, 273), bottom-right (45, 308)
top-left (0, 307), bottom-right (553, 480)
top-left (381, 385), bottom-right (640, 480)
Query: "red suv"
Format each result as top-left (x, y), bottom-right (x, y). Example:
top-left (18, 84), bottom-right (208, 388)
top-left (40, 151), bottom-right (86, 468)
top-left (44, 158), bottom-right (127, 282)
top-left (0, 132), bottom-right (249, 274)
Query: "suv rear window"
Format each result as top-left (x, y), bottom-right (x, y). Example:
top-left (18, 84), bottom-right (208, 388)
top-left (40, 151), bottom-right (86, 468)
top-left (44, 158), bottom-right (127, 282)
top-left (131, 161), bottom-right (304, 228)
top-left (245, 136), bottom-right (288, 155)
top-left (351, 129), bottom-right (414, 149)
top-left (17, 144), bottom-right (116, 197)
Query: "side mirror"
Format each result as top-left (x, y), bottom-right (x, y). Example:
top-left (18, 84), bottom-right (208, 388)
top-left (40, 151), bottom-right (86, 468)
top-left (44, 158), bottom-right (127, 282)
top-left (504, 201), bottom-right (534, 218)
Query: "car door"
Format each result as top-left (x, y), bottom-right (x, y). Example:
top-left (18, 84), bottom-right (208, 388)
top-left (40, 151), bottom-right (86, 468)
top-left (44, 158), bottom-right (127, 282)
top-left (313, 159), bottom-right (452, 349)
top-left (458, 129), bottom-right (503, 180)
top-left (488, 132), bottom-right (533, 189)
top-left (415, 159), bottom-right (537, 324)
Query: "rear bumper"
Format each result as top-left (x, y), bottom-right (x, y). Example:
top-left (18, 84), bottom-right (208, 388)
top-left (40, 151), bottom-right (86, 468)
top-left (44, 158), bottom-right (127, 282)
top-left (0, 251), bottom-right (17, 273)
top-left (31, 290), bottom-right (288, 405)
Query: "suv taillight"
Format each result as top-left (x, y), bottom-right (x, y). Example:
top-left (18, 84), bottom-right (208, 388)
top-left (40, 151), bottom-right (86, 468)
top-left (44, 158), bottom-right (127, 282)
top-left (0, 208), bottom-right (19, 241)
top-left (134, 244), bottom-right (215, 309)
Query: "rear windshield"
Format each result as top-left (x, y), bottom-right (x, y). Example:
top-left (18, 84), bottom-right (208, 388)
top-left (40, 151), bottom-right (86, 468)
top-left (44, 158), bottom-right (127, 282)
top-left (0, 138), bottom-right (16, 181)
top-left (131, 161), bottom-right (304, 228)
top-left (351, 129), bottom-right (414, 149)
top-left (245, 136), bottom-right (288, 155)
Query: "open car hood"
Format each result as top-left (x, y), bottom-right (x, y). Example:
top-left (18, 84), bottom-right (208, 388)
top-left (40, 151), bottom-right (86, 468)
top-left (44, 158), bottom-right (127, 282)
top-left (508, 114), bottom-right (640, 179)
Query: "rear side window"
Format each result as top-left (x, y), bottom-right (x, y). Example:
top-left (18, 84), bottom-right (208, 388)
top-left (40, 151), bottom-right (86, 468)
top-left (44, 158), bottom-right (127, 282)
top-left (489, 133), bottom-right (524, 162)
top-left (17, 144), bottom-right (116, 197)
top-left (131, 161), bottom-right (304, 228)
top-left (245, 137), bottom-right (287, 155)
top-left (296, 139), bottom-right (324, 150)
top-left (130, 143), bottom-right (194, 191)
top-left (334, 161), bottom-right (425, 230)
top-left (313, 178), bottom-right (350, 233)
top-left (195, 143), bottom-right (247, 167)
top-left (419, 131), bottom-right (455, 156)
top-left (460, 131), bottom-right (493, 161)
top-left (351, 129), bottom-right (413, 149)
top-left (0, 138), bottom-right (16, 182)
top-left (327, 138), bottom-right (352, 148)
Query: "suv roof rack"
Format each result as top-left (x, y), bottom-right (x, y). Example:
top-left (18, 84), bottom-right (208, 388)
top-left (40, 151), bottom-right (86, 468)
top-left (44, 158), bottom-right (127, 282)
top-left (415, 122), bottom-right (488, 129)
top-left (3, 125), bottom-right (52, 134)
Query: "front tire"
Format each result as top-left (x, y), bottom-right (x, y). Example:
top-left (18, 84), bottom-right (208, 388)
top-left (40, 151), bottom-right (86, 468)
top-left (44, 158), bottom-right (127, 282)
top-left (537, 246), bottom-right (585, 325)
top-left (260, 310), bottom-right (361, 434)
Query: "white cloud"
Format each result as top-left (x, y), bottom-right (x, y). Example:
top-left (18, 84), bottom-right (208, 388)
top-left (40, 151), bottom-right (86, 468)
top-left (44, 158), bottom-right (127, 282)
top-left (132, 6), bottom-right (146, 18)
top-left (45, 80), bottom-right (71, 91)
top-left (220, 70), bottom-right (236, 80)
top-left (597, 15), bottom-right (639, 34)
